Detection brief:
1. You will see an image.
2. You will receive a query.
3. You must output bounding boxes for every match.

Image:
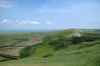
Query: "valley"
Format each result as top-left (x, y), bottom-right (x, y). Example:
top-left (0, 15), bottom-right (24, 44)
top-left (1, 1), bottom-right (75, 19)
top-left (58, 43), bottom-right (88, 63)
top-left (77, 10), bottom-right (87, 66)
top-left (0, 29), bottom-right (100, 66)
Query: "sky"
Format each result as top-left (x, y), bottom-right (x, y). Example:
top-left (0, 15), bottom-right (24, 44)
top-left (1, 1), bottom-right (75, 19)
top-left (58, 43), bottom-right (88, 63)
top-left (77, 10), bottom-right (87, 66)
top-left (0, 0), bottom-right (100, 30)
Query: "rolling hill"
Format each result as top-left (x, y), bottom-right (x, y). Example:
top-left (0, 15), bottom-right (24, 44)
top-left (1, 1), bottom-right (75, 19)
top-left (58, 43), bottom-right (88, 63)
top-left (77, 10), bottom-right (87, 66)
top-left (0, 29), bottom-right (100, 66)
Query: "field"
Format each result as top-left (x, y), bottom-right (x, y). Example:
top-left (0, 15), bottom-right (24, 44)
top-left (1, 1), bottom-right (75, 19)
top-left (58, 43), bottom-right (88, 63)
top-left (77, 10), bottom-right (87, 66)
top-left (0, 32), bottom-right (49, 61)
top-left (0, 29), bottom-right (100, 66)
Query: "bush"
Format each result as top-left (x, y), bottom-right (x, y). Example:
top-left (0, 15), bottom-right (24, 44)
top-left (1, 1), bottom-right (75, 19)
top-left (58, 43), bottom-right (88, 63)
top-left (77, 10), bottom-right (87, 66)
top-left (19, 44), bottom-right (41, 58)
top-left (42, 30), bottom-right (100, 51)
top-left (0, 54), bottom-right (18, 60)
top-left (19, 46), bottom-right (33, 58)
top-left (70, 36), bottom-right (99, 44)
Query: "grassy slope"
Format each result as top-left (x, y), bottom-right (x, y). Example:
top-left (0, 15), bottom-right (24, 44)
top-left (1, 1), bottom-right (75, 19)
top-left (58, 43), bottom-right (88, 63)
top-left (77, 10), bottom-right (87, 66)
top-left (33, 45), bottom-right (54, 57)
top-left (0, 29), bottom-right (100, 66)
top-left (0, 41), bottom-right (100, 66)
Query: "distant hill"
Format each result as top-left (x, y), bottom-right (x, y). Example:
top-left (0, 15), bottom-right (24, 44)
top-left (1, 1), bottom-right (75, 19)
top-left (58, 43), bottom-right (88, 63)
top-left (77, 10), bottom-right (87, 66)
top-left (81, 29), bottom-right (100, 34)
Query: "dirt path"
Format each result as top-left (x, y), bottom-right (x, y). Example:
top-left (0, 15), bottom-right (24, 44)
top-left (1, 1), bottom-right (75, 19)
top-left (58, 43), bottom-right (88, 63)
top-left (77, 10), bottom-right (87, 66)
top-left (68, 29), bottom-right (81, 37)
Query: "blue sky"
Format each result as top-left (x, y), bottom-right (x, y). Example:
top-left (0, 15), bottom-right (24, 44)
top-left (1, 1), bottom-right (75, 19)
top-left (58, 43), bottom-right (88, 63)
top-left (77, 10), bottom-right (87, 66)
top-left (0, 0), bottom-right (100, 30)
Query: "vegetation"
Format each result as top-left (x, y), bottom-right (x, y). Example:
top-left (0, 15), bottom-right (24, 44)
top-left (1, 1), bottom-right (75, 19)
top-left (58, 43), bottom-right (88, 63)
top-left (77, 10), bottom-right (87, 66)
top-left (33, 45), bottom-right (54, 57)
top-left (0, 32), bottom-right (47, 48)
top-left (0, 29), bottom-right (100, 66)
top-left (0, 54), bottom-right (18, 62)
top-left (0, 32), bottom-right (49, 61)
top-left (42, 29), bottom-right (100, 50)
top-left (19, 43), bottom-right (41, 58)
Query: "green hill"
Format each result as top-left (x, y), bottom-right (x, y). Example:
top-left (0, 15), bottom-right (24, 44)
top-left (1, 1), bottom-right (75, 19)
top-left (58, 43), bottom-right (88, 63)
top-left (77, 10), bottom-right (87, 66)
top-left (0, 29), bottom-right (100, 66)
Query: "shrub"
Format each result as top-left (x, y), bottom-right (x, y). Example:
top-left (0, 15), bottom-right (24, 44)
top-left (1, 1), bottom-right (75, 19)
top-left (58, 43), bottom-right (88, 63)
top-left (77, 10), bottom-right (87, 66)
top-left (19, 44), bottom-right (41, 58)
top-left (19, 46), bottom-right (32, 58)
top-left (0, 54), bottom-right (18, 60)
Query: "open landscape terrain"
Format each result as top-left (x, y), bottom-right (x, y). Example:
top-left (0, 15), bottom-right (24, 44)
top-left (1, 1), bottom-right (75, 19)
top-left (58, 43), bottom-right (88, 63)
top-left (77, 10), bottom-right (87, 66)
top-left (0, 32), bottom-right (50, 60)
top-left (0, 29), bottom-right (100, 66)
top-left (0, 0), bottom-right (100, 66)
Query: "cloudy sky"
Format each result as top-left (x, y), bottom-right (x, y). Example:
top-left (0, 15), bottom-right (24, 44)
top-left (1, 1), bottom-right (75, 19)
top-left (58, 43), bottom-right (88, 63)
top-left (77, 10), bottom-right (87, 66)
top-left (0, 0), bottom-right (100, 30)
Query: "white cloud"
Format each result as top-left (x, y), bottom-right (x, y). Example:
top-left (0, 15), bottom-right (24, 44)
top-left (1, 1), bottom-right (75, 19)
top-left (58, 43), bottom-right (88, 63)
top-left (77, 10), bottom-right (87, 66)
top-left (20, 20), bottom-right (27, 24)
top-left (0, 0), bottom-right (16, 8)
top-left (29, 21), bottom-right (40, 24)
top-left (1, 19), bottom-right (12, 24)
top-left (0, 19), bottom-right (40, 25)
top-left (46, 22), bottom-right (52, 24)
top-left (15, 20), bottom-right (19, 22)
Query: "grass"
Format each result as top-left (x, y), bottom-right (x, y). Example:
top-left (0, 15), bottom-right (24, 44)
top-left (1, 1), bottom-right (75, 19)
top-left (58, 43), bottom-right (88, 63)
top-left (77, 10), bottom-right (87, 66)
top-left (0, 32), bottom-right (46, 47)
top-left (0, 54), bottom-right (18, 59)
top-left (0, 32), bottom-right (48, 51)
top-left (0, 29), bottom-right (100, 66)
top-left (0, 32), bottom-right (49, 61)
top-left (33, 45), bottom-right (54, 57)
top-left (19, 43), bottom-right (41, 58)
top-left (0, 43), bottom-right (100, 66)
top-left (67, 40), bottom-right (100, 50)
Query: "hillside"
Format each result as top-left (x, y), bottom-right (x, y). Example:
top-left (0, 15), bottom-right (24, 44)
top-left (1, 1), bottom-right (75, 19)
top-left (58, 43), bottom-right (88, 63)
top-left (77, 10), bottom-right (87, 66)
top-left (0, 29), bottom-right (100, 66)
